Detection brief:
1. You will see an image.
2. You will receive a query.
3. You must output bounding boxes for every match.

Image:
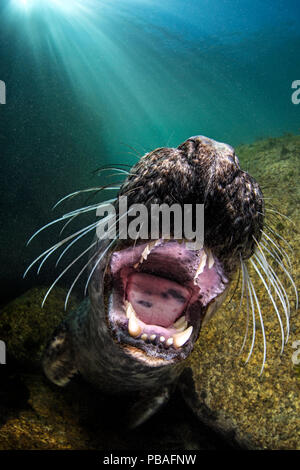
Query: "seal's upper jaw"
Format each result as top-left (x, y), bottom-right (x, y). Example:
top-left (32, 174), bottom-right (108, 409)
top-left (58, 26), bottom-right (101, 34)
top-left (105, 239), bottom-right (228, 364)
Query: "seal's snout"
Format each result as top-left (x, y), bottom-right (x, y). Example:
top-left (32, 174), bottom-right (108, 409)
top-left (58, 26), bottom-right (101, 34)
top-left (179, 134), bottom-right (239, 166)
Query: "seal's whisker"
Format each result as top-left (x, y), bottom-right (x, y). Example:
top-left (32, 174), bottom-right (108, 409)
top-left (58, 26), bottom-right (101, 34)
top-left (26, 209), bottom-right (115, 277)
top-left (58, 186), bottom-right (125, 236)
top-left (59, 206), bottom-right (109, 237)
top-left (64, 248), bottom-right (101, 310)
top-left (55, 219), bottom-right (108, 267)
top-left (61, 200), bottom-right (117, 219)
top-left (240, 261), bottom-right (250, 354)
top-left (259, 241), bottom-right (298, 311)
top-left (251, 254), bottom-right (285, 354)
top-left (226, 264), bottom-right (243, 330)
top-left (93, 166), bottom-right (131, 176)
top-left (39, 221), bottom-right (95, 273)
top-left (84, 237), bottom-right (117, 297)
top-left (264, 208), bottom-right (296, 227)
top-left (120, 185), bottom-right (145, 197)
top-left (83, 208), bottom-right (131, 296)
top-left (243, 263), bottom-right (256, 364)
top-left (254, 251), bottom-right (290, 344)
top-left (261, 230), bottom-right (292, 268)
top-left (264, 224), bottom-right (293, 252)
top-left (93, 162), bottom-right (132, 170)
top-left (52, 187), bottom-right (120, 210)
top-left (248, 267), bottom-right (267, 375)
top-left (64, 239), bottom-right (115, 310)
top-left (41, 239), bottom-right (99, 308)
top-left (253, 236), bottom-right (271, 289)
top-left (59, 215), bottom-right (80, 237)
top-left (24, 222), bottom-right (100, 278)
top-left (45, 219), bottom-right (109, 273)
top-left (236, 257), bottom-right (245, 327)
top-left (119, 141), bottom-right (144, 159)
top-left (36, 245), bottom-right (64, 275)
top-left (27, 198), bottom-right (117, 245)
top-left (64, 215), bottom-right (120, 308)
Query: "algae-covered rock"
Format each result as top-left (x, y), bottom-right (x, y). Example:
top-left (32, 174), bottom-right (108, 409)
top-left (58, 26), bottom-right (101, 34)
top-left (181, 134), bottom-right (300, 450)
top-left (0, 287), bottom-right (79, 368)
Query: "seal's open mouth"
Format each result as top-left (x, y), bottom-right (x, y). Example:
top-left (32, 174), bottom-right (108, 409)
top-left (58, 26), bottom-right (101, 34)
top-left (106, 239), bottom-right (228, 362)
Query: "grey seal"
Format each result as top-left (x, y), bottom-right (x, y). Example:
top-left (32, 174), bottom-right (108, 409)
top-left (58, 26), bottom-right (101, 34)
top-left (26, 135), bottom-right (295, 427)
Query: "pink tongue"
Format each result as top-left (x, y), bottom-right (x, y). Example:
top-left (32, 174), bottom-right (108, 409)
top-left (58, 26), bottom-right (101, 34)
top-left (127, 273), bottom-right (190, 328)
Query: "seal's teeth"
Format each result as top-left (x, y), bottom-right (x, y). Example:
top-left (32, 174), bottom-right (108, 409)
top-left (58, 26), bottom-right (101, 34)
top-left (150, 334), bottom-right (156, 342)
top-left (159, 336), bottom-right (165, 343)
top-left (194, 251), bottom-right (207, 284)
top-left (207, 249), bottom-right (215, 269)
top-left (141, 245), bottom-right (151, 261)
top-left (128, 313), bottom-right (142, 338)
top-left (173, 316), bottom-right (186, 328)
top-left (166, 337), bottom-right (173, 347)
top-left (173, 326), bottom-right (193, 349)
top-left (134, 240), bottom-right (160, 269)
top-left (126, 301), bottom-right (137, 319)
top-left (141, 333), bottom-right (148, 341)
top-left (126, 301), bottom-right (142, 337)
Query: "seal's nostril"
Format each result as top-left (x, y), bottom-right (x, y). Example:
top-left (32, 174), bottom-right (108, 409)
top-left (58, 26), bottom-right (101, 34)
top-left (188, 135), bottom-right (210, 144)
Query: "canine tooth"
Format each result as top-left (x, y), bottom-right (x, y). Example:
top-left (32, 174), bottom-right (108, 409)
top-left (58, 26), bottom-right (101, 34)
top-left (141, 244), bottom-right (151, 260)
top-left (159, 336), bottom-right (166, 343)
top-left (166, 337), bottom-right (173, 347)
top-left (173, 326), bottom-right (193, 348)
top-left (194, 251), bottom-right (207, 283)
top-left (207, 249), bottom-right (215, 269)
top-left (150, 334), bottom-right (156, 341)
top-left (126, 301), bottom-right (137, 319)
top-left (141, 333), bottom-right (148, 341)
top-left (128, 314), bottom-right (142, 338)
top-left (134, 240), bottom-right (160, 269)
top-left (173, 316), bottom-right (186, 328)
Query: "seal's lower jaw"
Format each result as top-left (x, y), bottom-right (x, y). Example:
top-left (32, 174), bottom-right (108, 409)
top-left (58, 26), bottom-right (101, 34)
top-left (106, 240), bottom-right (228, 364)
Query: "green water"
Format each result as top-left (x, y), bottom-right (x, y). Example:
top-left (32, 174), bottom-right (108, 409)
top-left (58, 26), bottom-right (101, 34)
top-left (0, 0), bottom-right (299, 300)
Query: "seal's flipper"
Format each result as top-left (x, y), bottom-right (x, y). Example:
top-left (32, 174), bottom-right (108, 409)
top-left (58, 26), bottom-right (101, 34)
top-left (128, 387), bottom-right (171, 429)
top-left (42, 321), bottom-right (78, 386)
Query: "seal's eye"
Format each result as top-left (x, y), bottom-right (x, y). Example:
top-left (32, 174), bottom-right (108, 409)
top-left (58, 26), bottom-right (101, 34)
top-left (106, 239), bottom-right (228, 362)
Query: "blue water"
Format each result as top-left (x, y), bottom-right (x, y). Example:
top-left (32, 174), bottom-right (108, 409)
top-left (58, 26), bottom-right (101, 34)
top-left (0, 0), bottom-right (299, 299)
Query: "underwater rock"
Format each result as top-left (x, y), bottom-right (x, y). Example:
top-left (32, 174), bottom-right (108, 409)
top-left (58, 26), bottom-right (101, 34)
top-left (181, 134), bottom-right (300, 450)
top-left (181, 306), bottom-right (300, 449)
top-left (0, 287), bottom-right (79, 368)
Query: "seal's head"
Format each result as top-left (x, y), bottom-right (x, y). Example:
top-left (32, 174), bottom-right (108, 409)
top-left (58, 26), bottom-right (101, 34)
top-left (88, 136), bottom-right (264, 365)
